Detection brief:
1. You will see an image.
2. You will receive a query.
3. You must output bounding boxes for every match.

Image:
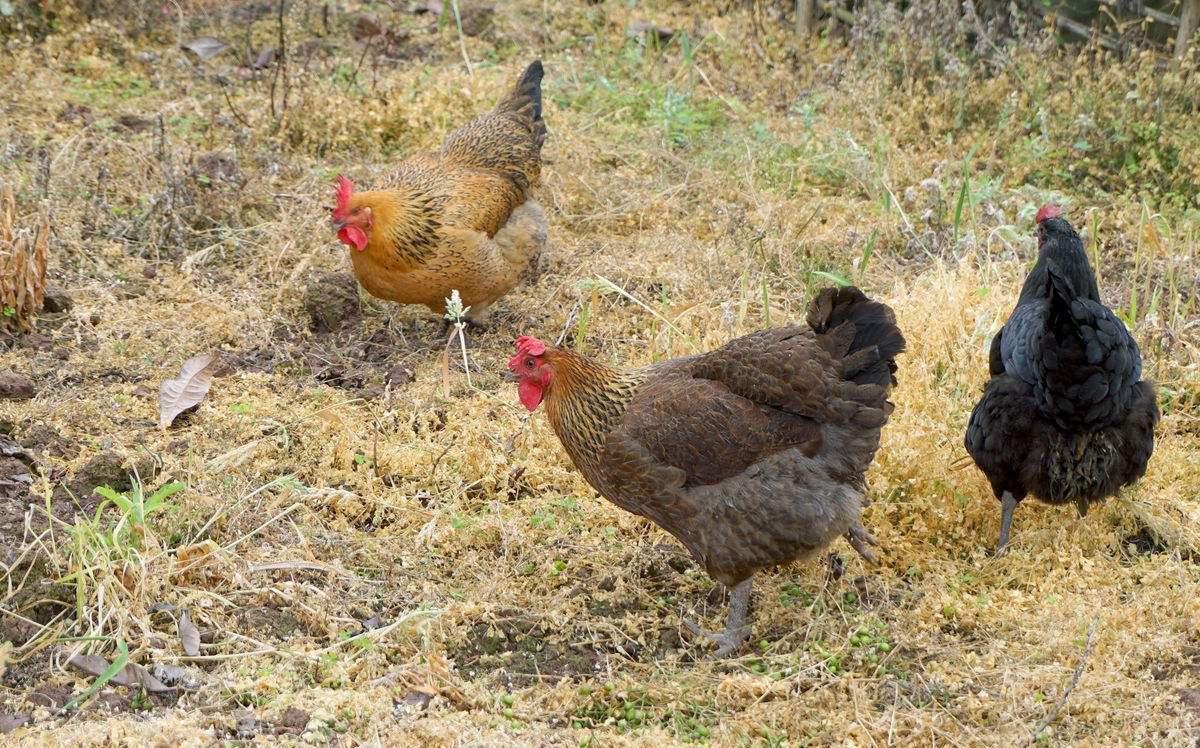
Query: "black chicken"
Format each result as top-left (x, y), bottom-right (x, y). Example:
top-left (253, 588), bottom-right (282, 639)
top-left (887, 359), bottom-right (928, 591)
top-left (964, 204), bottom-right (1158, 554)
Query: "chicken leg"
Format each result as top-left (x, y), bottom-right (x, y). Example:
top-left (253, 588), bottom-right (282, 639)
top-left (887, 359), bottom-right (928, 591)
top-left (996, 491), bottom-right (1019, 556)
top-left (684, 578), bottom-right (752, 658)
top-left (845, 520), bottom-right (879, 563)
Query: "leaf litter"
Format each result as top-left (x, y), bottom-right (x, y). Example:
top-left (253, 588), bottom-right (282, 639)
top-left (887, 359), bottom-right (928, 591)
top-left (158, 352), bottom-right (219, 428)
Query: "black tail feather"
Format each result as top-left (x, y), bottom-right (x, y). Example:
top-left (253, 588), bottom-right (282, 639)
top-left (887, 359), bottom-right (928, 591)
top-left (807, 286), bottom-right (906, 388)
top-left (498, 60), bottom-right (545, 146)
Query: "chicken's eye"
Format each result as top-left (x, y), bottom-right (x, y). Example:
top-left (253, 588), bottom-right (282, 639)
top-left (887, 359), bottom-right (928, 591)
top-left (525, 359), bottom-right (535, 369)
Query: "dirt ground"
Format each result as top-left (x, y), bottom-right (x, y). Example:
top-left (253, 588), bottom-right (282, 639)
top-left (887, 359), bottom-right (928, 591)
top-left (0, 1), bottom-right (1198, 745)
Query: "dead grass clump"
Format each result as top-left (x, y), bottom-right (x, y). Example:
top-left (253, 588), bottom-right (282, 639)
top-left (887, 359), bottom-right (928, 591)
top-left (0, 185), bottom-right (50, 334)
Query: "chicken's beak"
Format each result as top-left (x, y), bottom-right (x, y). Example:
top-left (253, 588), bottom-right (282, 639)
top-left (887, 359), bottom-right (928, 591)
top-left (502, 370), bottom-right (519, 383)
top-left (331, 218), bottom-right (347, 231)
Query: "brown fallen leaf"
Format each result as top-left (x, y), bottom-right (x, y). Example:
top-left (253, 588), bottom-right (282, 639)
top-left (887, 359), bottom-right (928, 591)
top-left (627, 20), bottom-right (676, 44)
top-left (64, 651), bottom-right (173, 693)
top-left (250, 47), bottom-right (277, 70)
top-left (0, 713), bottom-right (31, 734)
top-left (410, 0), bottom-right (443, 14)
top-left (178, 610), bottom-right (201, 657)
top-left (159, 352), bottom-right (219, 428)
top-left (181, 36), bottom-right (229, 61)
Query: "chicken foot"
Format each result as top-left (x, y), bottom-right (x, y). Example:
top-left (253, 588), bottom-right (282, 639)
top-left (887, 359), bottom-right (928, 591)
top-left (845, 520), bottom-right (879, 563)
top-left (684, 578), bottom-right (752, 659)
top-left (995, 491), bottom-right (1019, 557)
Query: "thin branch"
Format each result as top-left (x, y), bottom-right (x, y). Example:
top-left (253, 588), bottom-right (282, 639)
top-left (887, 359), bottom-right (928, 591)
top-left (1030, 617), bottom-right (1099, 743)
top-left (270, 0), bottom-right (290, 127)
top-left (219, 79), bottom-right (253, 130)
top-left (449, 0), bottom-right (473, 76)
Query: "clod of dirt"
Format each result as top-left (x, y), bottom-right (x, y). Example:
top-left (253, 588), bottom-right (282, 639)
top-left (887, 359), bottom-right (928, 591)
top-left (1179, 688), bottom-right (1200, 716)
top-left (232, 708), bottom-right (259, 739)
top-left (0, 456), bottom-right (31, 481)
top-left (0, 434), bottom-right (32, 463)
top-left (0, 371), bottom-right (34, 400)
top-left (57, 104), bottom-right (93, 126)
top-left (273, 706), bottom-right (309, 734)
top-left (19, 333), bottom-right (51, 351)
top-left (142, 265), bottom-right (158, 280)
top-left (394, 691), bottom-right (432, 716)
top-left (41, 288), bottom-right (72, 313)
top-left (358, 383), bottom-right (386, 400)
top-left (192, 151), bottom-right (245, 189)
top-left (69, 450), bottom-right (156, 500)
top-left (353, 13), bottom-right (384, 40)
top-left (386, 364), bottom-right (415, 387)
top-left (19, 423), bottom-right (77, 460)
top-left (303, 271), bottom-right (361, 334)
top-left (26, 683), bottom-right (70, 710)
top-left (87, 691), bottom-right (132, 715)
top-left (116, 114), bottom-right (154, 132)
top-left (459, 5), bottom-right (494, 36)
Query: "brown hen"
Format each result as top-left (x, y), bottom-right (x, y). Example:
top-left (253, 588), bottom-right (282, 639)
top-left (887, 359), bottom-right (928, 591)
top-left (332, 61), bottom-right (547, 326)
top-left (509, 287), bottom-right (906, 656)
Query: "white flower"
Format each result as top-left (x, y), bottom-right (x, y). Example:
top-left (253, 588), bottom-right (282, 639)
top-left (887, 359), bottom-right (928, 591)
top-left (444, 289), bottom-right (471, 323)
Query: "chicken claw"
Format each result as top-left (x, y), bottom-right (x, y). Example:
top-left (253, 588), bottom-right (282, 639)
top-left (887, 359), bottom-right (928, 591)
top-left (845, 521), bottom-right (879, 563)
top-left (683, 578), bottom-right (752, 659)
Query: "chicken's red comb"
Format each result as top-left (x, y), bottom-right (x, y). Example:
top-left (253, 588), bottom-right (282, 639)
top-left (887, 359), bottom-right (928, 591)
top-left (1035, 203), bottom-right (1064, 224)
top-left (333, 175), bottom-right (355, 219)
top-left (514, 336), bottom-right (546, 357)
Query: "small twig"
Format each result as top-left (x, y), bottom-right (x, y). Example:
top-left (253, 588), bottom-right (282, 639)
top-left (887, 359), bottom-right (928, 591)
top-left (270, 0), bottom-right (290, 127)
top-left (1030, 617), bottom-right (1100, 743)
top-left (555, 297), bottom-right (582, 347)
top-left (350, 36), bottom-right (373, 89)
top-left (219, 79), bottom-right (253, 129)
top-left (449, 0), bottom-right (473, 76)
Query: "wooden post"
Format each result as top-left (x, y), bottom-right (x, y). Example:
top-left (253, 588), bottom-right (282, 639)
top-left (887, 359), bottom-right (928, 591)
top-left (796, 0), bottom-right (815, 37)
top-left (1178, 0), bottom-right (1200, 57)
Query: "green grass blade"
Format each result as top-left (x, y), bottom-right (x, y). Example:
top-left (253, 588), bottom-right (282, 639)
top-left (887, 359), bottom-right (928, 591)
top-left (811, 270), bottom-right (853, 288)
top-left (859, 230), bottom-right (878, 278)
top-left (581, 276), bottom-right (689, 342)
top-left (953, 174), bottom-right (970, 244)
top-left (145, 481), bottom-right (186, 513)
top-left (64, 639), bottom-right (130, 712)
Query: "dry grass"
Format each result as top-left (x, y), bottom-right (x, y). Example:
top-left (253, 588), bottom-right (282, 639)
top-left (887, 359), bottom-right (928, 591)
top-left (0, 1), bottom-right (1198, 745)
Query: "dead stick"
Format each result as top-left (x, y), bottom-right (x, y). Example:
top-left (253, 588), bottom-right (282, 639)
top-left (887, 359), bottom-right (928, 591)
top-left (1030, 617), bottom-right (1099, 743)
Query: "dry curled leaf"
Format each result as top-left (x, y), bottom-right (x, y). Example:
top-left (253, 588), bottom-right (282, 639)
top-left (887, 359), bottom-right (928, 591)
top-left (178, 611), bottom-right (201, 657)
top-left (64, 651), bottom-right (172, 693)
top-left (181, 36), bottom-right (229, 60)
top-left (159, 352), bottom-right (219, 428)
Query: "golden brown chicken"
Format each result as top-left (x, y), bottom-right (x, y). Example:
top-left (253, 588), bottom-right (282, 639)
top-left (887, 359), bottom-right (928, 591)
top-left (331, 60), bottom-right (547, 327)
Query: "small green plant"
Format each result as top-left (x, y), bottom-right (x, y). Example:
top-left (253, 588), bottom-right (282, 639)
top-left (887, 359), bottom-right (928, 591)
top-left (94, 478), bottom-right (185, 549)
